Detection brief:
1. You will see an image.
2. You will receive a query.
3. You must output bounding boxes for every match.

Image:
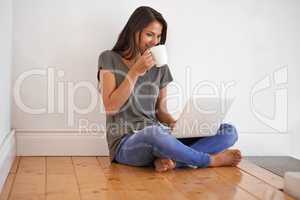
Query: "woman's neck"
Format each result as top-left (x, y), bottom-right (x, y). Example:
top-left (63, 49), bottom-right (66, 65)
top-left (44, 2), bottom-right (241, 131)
top-left (121, 51), bottom-right (141, 68)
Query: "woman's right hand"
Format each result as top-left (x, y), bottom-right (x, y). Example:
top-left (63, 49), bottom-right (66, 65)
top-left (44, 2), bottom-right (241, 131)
top-left (131, 49), bottom-right (155, 76)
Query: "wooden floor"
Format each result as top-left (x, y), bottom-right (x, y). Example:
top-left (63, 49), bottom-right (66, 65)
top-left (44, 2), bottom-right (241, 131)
top-left (0, 157), bottom-right (295, 200)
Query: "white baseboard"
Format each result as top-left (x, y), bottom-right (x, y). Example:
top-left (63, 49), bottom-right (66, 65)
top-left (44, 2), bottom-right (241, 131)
top-left (16, 129), bottom-right (291, 157)
top-left (291, 154), bottom-right (300, 160)
top-left (16, 129), bottom-right (109, 156)
top-left (0, 130), bottom-right (16, 193)
top-left (233, 132), bottom-right (291, 156)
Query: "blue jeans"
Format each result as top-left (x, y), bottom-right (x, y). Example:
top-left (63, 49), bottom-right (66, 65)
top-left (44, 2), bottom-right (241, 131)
top-left (115, 123), bottom-right (238, 168)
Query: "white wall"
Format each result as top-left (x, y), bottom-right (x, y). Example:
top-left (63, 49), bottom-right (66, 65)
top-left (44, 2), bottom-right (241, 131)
top-left (0, 0), bottom-right (13, 148)
top-left (0, 0), bottom-right (14, 192)
top-left (11, 0), bottom-right (300, 157)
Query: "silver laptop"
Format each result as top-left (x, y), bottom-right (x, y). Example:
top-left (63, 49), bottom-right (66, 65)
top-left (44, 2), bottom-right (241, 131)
top-left (172, 97), bottom-right (234, 138)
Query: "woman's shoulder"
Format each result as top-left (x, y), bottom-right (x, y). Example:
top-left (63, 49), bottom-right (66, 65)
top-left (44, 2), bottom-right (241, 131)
top-left (99, 50), bottom-right (121, 65)
top-left (99, 50), bottom-right (113, 58)
top-left (99, 50), bottom-right (120, 59)
top-left (98, 50), bottom-right (118, 69)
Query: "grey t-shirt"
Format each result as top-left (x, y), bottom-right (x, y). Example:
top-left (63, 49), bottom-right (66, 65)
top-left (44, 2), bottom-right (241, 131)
top-left (98, 50), bottom-right (174, 162)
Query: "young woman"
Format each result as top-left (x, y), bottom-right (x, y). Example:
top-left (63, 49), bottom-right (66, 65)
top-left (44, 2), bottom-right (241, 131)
top-left (97, 6), bottom-right (242, 172)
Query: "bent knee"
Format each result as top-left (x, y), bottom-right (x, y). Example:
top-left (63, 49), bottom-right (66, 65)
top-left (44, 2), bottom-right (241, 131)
top-left (143, 125), bottom-right (170, 143)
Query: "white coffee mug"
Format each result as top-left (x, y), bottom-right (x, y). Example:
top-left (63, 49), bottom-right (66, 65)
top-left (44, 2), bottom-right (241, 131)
top-left (149, 45), bottom-right (168, 67)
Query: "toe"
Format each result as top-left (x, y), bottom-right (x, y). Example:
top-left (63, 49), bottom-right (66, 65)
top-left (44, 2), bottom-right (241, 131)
top-left (168, 160), bottom-right (175, 168)
top-left (234, 151), bottom-right (241, 158)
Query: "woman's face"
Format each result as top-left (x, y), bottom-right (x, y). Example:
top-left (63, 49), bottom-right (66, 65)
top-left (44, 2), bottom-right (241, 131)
top-left (137, 20), bottom-right (163, 53)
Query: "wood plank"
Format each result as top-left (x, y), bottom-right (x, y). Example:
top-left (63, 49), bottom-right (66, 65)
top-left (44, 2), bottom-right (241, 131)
top-left (97, 160), bottom-right (154, 200)
top-left (4, 156), bottom-right (294, 200)
top-left (0, 174), bottom-right (15, 200)
top-left (8, 157), bottom-right (46, 200)
top-left (238, 159), bottom-right (284, 189)
top-left (96, 156), bottom-right (111, 171)
top-left (46, 157), bottom-right (80, 200)
top-left (9, 157), bottom-right (20, 174)
top-left (0, 157), bottom-right (20, 200)
top-left (213, 166), bottom-right (294, 200)
top-left (159, 167), bottom-right (257, 200)
top-left (97, 157), bottom-right (189, 200)
top-left (72, 156), bottom-right (122, 200)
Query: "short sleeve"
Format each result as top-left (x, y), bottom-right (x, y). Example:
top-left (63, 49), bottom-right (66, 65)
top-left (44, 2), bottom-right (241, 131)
top-left (97, 50), bottom-right (115, 82)
top-left (159, 65), bottom-right (174, 89)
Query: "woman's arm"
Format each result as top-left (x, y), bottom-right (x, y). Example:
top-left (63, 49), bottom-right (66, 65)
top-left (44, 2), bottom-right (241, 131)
top-left (99, 69), bottom-right (139, 115)
top-left (99, 50), bottom-right (155, 115)
top-left (155, 87), bottom-right (177, 130)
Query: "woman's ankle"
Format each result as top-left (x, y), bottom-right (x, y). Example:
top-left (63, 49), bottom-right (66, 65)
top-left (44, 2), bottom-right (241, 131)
top-left (208, 155), bottom-right (217, 167)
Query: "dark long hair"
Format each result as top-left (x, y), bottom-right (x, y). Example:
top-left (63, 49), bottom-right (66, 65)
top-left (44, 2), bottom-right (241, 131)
top-left (112, 6), bottom-right (168, 60)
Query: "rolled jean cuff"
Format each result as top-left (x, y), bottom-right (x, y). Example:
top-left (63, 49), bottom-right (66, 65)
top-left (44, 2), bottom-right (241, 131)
top-left (176, 153), bottom-right (211, 168)
top-left (203, 153), bottom-right (211, 167)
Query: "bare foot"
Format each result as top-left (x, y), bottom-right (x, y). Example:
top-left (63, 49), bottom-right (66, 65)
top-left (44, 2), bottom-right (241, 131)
top-left (209, 149), bottom-right (242, 167)
top-left (154, 158), bottom-right (176, 172)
